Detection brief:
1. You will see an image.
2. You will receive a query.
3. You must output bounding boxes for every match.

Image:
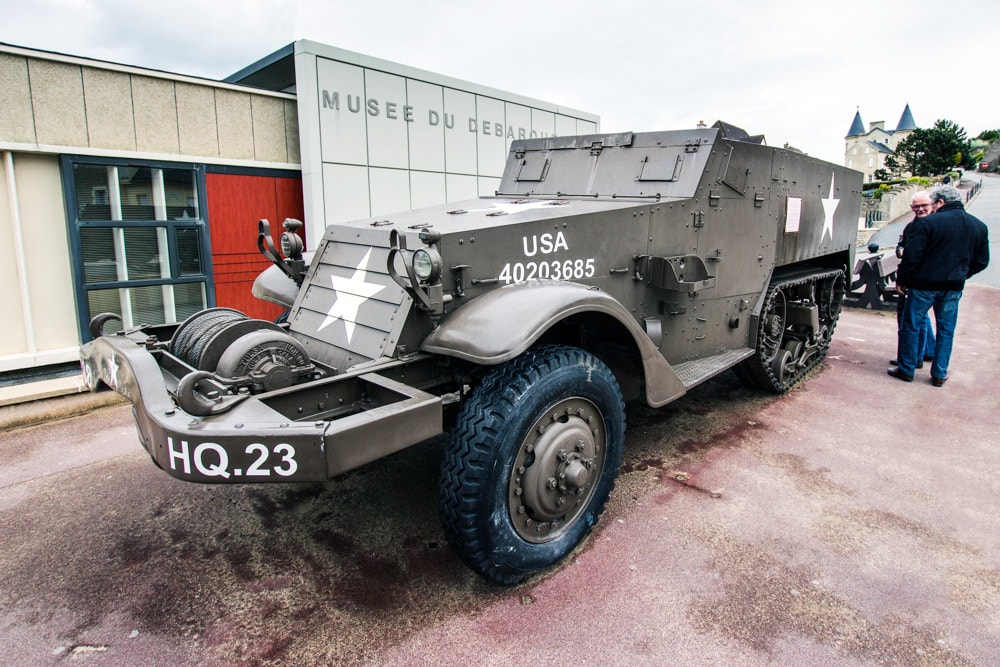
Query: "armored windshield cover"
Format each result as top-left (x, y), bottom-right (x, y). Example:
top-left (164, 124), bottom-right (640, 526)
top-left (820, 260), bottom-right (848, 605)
top-left (498, 129), bottom-right (716, 201)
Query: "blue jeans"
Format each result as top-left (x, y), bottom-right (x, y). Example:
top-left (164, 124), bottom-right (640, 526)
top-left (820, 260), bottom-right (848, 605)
top-left (896, 294), bottom-right (935, 361)
top-left (898, 288), bottom-right (962, 379)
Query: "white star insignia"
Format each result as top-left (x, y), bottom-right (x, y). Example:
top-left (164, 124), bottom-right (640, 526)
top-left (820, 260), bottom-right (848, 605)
top-left (317, 248), bottom-right (386, 342)
top-left (104, 354), bottom-right (120, 391)
top-left (466, 201), bottom-right (556, 214)
top-left (819, 174), bottom-right (839, 243)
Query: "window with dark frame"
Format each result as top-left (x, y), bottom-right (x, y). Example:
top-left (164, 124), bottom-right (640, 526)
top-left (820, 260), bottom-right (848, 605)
top-left (63, 157), bottom-right (213, 339)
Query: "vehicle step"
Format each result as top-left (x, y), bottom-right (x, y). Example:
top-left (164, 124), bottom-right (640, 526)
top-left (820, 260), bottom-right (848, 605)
top-left (672, 348), bottom-right (755, 389)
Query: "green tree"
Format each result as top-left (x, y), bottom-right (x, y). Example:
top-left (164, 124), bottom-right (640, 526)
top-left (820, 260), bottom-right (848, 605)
top-left (887, 119), bottom-right (974, 176)
top-left (976, 129), bottom-right (999, 142)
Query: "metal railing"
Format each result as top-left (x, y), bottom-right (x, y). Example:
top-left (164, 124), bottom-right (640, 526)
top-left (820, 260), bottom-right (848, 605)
top-left (966, 179), bottom-right (982, 202)
top-left (864, 210), bottom-right (883, 228)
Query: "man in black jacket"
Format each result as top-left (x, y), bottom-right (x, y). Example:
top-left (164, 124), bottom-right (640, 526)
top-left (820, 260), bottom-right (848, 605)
top-left (889, 186), bottom-right (990, 386)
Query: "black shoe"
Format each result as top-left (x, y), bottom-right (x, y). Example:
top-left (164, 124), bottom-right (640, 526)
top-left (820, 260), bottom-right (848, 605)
top-left (931, 376), bottom-right (947, 387)
top-left (923, 356), bottom-right (935, 362)
top-left (890, 359), bottom-right (923, 369)
top-left (887, 368), bottom-right (914, 382)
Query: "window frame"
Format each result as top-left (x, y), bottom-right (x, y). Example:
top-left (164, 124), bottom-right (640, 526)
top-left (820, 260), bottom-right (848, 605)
top-left (61, 155), bottom-right (215, 341)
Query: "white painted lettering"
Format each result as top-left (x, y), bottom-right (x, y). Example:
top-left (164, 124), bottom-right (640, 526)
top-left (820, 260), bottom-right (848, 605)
top-left (386, 101), bottom-right (397, 119)
top-left (428, 110), bottom-right (440, 126)
top-left (523, 236), bottom-right (538, 257)
top-left (194, 442), bottom-right (231, 478)
top-left (444, 113), bottom-right (455, 129)
top-left (539, 233), bottom-right (555, 254)
top-left (523, 231), bottom-right (569, 258)
top-left (347, 95), bottom-right (361, 113)
top-left (367, 99), bottom-right (380, 116)
top-left (494, 122), bottom-right (503, 137)
top-left (507, 126), bottom-right (515, 140)
top-left (167, 436), bottom-right (190, 474)
top-left (519, 128), bottom-right (526, 140)
top-left (404, 105), bottom-right (413, 122)
top-left (556, 231), bottom-right (569, 251)
top-left (470, 117), bottom-right (478, 133)
top-left (322, 91), bottom-right (339, 110)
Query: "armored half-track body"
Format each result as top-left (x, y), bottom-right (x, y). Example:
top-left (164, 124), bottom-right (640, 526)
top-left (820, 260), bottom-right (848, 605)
top-left (81, 127), bottom-right (861, 583)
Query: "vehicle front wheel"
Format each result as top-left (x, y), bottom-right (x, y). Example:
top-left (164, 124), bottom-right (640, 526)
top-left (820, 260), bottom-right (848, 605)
top-left (439, 345), bottom-right (625, 584)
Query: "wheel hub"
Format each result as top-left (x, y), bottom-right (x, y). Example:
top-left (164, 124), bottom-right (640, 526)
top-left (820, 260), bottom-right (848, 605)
top-left (509, 398), bottom-right (605, 543)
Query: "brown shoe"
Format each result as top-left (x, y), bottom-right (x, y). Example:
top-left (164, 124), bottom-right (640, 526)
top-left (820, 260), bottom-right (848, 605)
top-left (887, 368), bottom-right (914, 382)
top-left (931, 376), bottom-right (947, 387)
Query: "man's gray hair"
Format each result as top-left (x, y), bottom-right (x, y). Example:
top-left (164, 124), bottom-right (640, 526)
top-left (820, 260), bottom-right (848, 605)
top-left (931, 186), bottom-right (962, 205)
top-left (911, 190), bottom-right (931, 204)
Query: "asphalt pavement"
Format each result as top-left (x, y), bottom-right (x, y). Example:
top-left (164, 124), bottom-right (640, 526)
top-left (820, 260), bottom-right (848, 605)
top-left (1, 284), bottom-right (998, 665)
top-left (966, 172), bottom-right (1000, 287)
top-left (1, 169), bottom-right (998, 666)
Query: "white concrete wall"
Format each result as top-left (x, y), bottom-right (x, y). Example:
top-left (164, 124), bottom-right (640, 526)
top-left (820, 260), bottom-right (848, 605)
top-left (0, 153), bottom-right (80, 370)
top-left (294, 40), bottom-right (600, 243)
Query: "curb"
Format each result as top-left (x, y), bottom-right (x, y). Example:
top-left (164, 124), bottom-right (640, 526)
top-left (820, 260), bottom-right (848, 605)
top-left (0, 382), bottom-right (127, 431)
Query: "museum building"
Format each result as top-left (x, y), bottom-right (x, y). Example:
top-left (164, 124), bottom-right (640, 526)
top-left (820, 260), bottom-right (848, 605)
top-left (0, 40), bottom-right (599, 374)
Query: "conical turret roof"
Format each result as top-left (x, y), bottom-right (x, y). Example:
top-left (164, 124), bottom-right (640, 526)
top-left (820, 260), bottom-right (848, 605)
top-left (895, 104), bottom-right (917, 131)
top-left (847, 110), bottom-right (865, 137)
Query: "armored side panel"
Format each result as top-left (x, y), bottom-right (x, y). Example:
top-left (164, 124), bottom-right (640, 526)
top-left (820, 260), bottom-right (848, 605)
top-left (769, 149), bottom-right (861, 267)
top-left (284, 128), bottom-right (860, 380)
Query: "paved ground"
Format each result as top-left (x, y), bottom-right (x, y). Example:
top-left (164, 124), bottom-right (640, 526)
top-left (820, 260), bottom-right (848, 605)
top-left (1, 170), bottom-right (997, 666)
top-left (966, 173), bottom-right (1000, 288)
top-left (1, 284), bottom-right (997, 666)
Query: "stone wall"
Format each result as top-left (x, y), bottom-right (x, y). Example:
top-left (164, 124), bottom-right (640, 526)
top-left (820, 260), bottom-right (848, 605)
top-left (856, 182), bottom-right (924, 247)
top-left (882, 183), bottom-right (924, 221)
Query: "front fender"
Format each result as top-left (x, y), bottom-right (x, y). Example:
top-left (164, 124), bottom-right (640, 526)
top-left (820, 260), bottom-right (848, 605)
top-left (421, 281), bottom-right (685, 407)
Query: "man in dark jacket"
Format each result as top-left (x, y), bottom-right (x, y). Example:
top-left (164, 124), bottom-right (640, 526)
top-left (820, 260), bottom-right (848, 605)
top-left (889, 186), bottom-right (990, 386)
top-left (892, 190), bottom-right (936, 366)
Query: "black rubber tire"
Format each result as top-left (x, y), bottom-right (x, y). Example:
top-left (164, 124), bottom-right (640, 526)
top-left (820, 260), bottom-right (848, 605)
top-left (439, 345), bottom-right (625, 585)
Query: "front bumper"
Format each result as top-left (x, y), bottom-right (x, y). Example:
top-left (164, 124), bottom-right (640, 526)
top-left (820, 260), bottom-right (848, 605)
top-left (80, 334), bottom-right (443, 484)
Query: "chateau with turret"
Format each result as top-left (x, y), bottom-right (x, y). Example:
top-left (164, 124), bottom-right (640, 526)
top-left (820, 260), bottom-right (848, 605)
top-left (844, 104), bottom-right (917, 181)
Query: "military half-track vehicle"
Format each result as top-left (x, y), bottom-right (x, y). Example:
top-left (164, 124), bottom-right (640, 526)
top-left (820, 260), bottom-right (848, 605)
top-left (81, 127), bottom-right (861, 584)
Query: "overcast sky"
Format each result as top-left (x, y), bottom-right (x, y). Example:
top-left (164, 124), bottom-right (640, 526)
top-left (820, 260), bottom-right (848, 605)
top-left (2, 0), bottom-right (996, 164)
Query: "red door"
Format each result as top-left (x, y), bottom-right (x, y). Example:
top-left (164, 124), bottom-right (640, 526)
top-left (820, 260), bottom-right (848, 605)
top-left (205, 172), bottom-right (305, 321)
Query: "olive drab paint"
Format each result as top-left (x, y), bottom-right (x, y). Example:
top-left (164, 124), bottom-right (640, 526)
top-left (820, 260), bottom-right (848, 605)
top-left (81, 125), bottom-right (862, 583)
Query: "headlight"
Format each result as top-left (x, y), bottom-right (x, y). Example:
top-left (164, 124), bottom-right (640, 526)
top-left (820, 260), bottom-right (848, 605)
top-left (280, 231), bottom-right (303, 259)
top-left (412, 248), bottom-right (440, 282)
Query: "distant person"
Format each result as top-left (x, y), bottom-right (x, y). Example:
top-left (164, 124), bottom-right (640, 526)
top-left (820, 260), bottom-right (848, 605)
top-left (890, 191), bottom-right (935, 367)
top-left (889, 186), bottom-right (990, 386)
